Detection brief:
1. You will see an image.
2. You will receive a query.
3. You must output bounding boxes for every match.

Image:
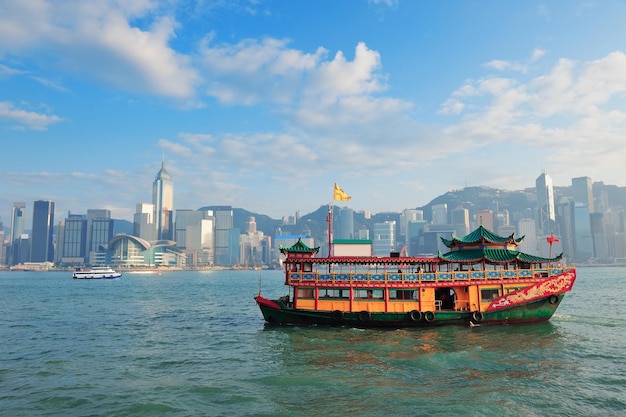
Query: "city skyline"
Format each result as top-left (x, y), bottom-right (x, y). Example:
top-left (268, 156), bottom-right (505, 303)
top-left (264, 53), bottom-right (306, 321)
top-left (1, 171), bottom-right (621, 229)
top-left (2, 1), bottom-right (626, 224)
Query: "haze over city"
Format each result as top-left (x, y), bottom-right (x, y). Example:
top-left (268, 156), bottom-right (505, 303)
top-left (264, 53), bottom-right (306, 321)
top-left (2, 1), bottom-right (626, 224)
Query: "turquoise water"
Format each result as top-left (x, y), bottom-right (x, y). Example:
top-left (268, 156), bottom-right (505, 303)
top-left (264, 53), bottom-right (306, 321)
top-left (1, 267), bottom-right (624, 417)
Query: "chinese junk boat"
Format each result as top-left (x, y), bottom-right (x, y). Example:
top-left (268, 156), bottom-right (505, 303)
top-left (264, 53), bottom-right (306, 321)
top-left (255, 226), bottom-right (576, 327)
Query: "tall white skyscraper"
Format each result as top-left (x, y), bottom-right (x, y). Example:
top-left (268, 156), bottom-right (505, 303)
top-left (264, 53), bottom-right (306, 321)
top-left (536, 170), bottom-right (556, 236)
top-left (153, 162), bottom-right (174, 240)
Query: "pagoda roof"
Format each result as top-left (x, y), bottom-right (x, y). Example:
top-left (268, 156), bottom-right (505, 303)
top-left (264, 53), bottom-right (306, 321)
top-left (438, 248), bottom-right (563, 264)
top-left (279, 238), bottom-right (320, 255)
top-left (441, 225), bottom-right (523, 248)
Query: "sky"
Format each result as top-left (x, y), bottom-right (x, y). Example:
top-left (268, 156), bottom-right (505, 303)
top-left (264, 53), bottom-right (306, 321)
top-left (2, 0), bottom-right (626, 225)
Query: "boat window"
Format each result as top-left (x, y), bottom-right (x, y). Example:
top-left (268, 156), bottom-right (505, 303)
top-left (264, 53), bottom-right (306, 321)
top-left (303, 263), bottom-right (312, 272)
top-left (354, 289), bottom-right (384, 300)
top-left (297, 288), bottom-right (314, 298)
top-left (480, 288), bottom-right (500, 300)
top-left (389, 289), bottom-right (418, 300)
top-left (318, 288), bottom-right (349, 299)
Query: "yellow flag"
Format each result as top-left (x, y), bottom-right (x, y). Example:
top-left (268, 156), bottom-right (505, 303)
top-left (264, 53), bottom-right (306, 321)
top-left (333, 183), bottom-right (351, 201)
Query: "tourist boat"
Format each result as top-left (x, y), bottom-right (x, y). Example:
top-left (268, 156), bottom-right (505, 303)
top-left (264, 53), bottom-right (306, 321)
top-left (72, 267), bottom-right (122, 280)
top-left (255, 225), bottom-right (576, 327)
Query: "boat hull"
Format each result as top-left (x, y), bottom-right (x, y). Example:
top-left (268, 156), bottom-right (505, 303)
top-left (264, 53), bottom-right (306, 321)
top-left (254, 293), bottom-right (565, 328)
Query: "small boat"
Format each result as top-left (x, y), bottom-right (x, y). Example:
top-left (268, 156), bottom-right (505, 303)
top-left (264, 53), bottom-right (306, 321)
top-left (72, 267), bottom-right (122, 280)
top-left (255, 224), bottom-right (576, 327)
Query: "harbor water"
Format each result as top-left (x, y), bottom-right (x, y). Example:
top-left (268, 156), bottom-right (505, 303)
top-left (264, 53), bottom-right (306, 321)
top-left (1, 267), bottom-right (624, 416)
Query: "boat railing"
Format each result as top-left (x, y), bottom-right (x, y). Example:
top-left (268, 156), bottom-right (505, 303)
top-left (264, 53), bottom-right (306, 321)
top-left (287, 266), bottom-right (574, 284)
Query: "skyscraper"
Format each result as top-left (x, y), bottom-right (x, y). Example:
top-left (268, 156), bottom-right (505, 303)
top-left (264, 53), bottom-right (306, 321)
top-left (8, 202), bottom-right (26, 266)
top-left (31, 200), bottom-right (55, 262)
top-left (134, 203), bottom-right (156, 241)
top-left (62, 214), bottom-right (87, 264)
top-left (214, 206), bottom-right (234, 266)
top-left (536, 170), bottom-right (556, 236)
top-left (572, 176), bottom-right (594, 213)
top-left (153, 162), bottom-right (174, 240)
top-left (88, 209), bottom-right (113, 265)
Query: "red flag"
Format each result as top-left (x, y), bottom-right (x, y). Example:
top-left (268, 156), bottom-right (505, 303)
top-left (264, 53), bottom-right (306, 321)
top-left (547, 234), bottom-right (560, 245)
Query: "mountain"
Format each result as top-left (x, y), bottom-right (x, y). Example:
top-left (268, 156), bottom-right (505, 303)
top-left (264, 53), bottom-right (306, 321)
top-left (193, 183), bottom-right (626, 244)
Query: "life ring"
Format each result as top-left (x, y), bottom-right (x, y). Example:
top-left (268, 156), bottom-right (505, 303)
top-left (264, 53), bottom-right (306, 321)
top-left (424, 311), bottom-right (435, 322)
top-left (358, 310), bottom-right (371, 322)
top-left (472, 311), bottom-right (483, 322)
top-left (548, 295), bottom-right (559, 305)
top-left (331, 310), bottom-right (344, 322)
top-left (408, 310), bottom-right (422, 322)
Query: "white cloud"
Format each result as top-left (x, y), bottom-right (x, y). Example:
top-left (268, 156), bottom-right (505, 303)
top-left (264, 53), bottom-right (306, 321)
top-left (0, 101), bottom-right (63, 130)
top-left (199, 37), bottom-right (325, 105)
top-left (437, 50), bottom-right (626, 185)
top-left (0, 0), bottom-right (199, 99)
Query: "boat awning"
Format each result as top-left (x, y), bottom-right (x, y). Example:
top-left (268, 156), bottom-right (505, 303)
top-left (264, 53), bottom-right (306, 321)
top-left (284, 256), bottom-right (439, 265)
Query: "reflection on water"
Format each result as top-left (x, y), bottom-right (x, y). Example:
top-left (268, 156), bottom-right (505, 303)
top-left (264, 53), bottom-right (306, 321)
top-left (255, 322), bottom-right (579, 416)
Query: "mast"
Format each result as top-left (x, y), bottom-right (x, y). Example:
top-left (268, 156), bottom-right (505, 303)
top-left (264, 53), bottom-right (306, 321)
top-left (327, 203), bottom-right (333, 257)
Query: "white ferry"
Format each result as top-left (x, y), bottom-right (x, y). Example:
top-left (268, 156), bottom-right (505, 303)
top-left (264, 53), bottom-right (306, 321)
top-left (72, 267), bottom-right (122, 280)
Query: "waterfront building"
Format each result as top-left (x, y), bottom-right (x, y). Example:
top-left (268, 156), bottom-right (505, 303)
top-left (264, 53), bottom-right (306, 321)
top-left (407, 220), bottom-right (426, 256)
top-left (30, 200), bottom-right (55, 263)
top-left (61, 214), bottom-right (87, 265)
top-left (572, 176), bottom-right (594, 213)
top-left (590, 212), bottom-right (609, 261)
top-left (335, 207), bottom-right (354, 240)
top-left (214, 206), bottom-right (235, 266)
top-left (88, 209), bottom-right (113, 265)
top-left (175, 209), bottom-right (215, 267)
top-left (372, 221), bottom-right (395, 256)
top-left (422, 224), bottom-right (455, 255)
top-left (516, 218), bottom-right (537, 255)
top-left (431, 204), bottom-right (448, 225)
top-left (153, 162), bottom-right (173, 240)
top-left (8, 202), bottom-right (26, 266)
top-left (536, 171), bottom-right (556, 237)
top-left (573, 203), bottom-right (593, 261)
top-left (451, 206), bottom-right (470, 237)
top-left (476, 209), bottom-right (494, 231)
top-left (134, 203), bottom-right (156, 242)
top-left (399, 209), bottom-right (423, 242)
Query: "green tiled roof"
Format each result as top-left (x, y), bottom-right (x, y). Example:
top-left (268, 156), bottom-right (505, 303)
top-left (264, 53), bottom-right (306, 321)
top-left (279, 238), bottom-right (320, 254)
top-left (438, 248), bottom-right (562, 264)
top-left (441, 225), bottom-right (523, 248)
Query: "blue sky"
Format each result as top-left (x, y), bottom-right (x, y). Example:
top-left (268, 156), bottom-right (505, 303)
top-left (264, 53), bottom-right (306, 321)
top-left (2, 0), bottom-right (626, 225)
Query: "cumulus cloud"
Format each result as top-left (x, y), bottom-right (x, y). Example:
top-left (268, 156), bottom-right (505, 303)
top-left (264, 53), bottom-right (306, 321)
top-left (0, 0), bottom-right (198, 99)
top-left (199, 36), bottom-right (325, 105)
top-left (437, 51), bottom-right (626, 180)
top-left (0, 101), bottom-right (63, 130)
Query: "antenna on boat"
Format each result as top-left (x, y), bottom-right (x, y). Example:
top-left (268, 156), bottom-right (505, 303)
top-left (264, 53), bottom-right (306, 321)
top-left (258, 274), bottom-right (262, 296)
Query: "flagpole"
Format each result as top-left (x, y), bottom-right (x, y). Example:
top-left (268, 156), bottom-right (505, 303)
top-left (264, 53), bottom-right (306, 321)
top-left (328, 201), bottom-right (333, 257)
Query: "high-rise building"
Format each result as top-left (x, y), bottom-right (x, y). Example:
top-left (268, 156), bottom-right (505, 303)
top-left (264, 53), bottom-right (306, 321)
top-left (174, 209), bottom-right (215, 267)
top-left (516, 218), bottom-right (537, 255)
top-left (8, 202), bottom-right (26, 266)
top-left (30, 200), bottom-right (55, 263)
top-left (476, 209), bottom-right (494, 231)
top-left (451, 206), bottom-right (469, 236)
top-left (573, 203), bottom-right (593, 261)
top-left (153, 162), bottom-right (173, 240)
top-left (215, 206), bottom-right (234, 266)
top-left (62, 214), bottom-right (87, 264)
top-left (88, 209), bottom-right (113, 265)
top-left (536, 170), bottom-right (556, 236)
top-left (134, 203), bottom-right (156, 241)
top-left (431, 204), bottom-right (448, 225)
top-left (336, 207), bottom-right (354, 240)
top-left (572, 176), bottom-right (594, 213)
top-left (372, 221), bottom-right (395, 256)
